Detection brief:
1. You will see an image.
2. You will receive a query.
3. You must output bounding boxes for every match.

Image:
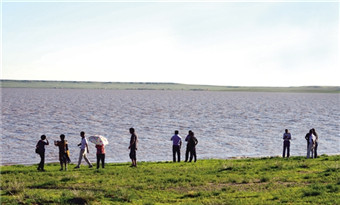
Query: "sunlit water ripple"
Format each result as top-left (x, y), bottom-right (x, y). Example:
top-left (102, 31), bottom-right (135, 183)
top-left (1, 88), bottom-right (339, 165)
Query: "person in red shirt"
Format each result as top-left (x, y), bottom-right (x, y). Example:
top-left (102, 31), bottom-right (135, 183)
top-left (96, 144), bottom-right (105, 169)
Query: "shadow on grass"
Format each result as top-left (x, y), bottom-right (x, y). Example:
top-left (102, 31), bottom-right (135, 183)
top-left (180, 192), bottom-right (202, 199)
top-left (218, 167), bottom-right (233, 172)
top-left (68, 197), bottom-right (88, 205)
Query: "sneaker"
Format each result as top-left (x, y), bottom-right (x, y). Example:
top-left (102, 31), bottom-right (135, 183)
top-left (89, 165), bottom-right (93, 168)
top-left (74, 166), bottom-right (80, 169)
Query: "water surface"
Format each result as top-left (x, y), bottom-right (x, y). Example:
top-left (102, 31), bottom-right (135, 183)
top-left (1, 88), bottom-right (339, 165)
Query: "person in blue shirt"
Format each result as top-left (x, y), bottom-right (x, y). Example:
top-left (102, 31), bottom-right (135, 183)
top-left (282, 129), bottom-right (291, 158)
top-left (170, 130), bottom-right (182, 162)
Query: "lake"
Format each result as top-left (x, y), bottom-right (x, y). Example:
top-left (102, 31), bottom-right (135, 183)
top-left (1, 88), bottom-right (339, 165)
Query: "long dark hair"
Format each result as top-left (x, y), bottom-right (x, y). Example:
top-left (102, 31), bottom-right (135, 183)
top-left (312, 128), bottom-right (318, 137)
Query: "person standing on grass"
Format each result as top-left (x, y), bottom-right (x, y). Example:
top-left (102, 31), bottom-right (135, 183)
top-left (184, 130), bottom-right (193, 162)
top-left (306, 129), bottom-right (314, 158)
top-left (75, 131), bottom-right (93, 168)
top-left (128, 128), bottom-right (138, 167)
top-left (188, 132), bottom-right (198, 162)
top-left (305, 131), bottom-right (310, 151)
top-left (54, 134), bottom-right (69, 171)
top-left (36, 135), bottom-right (49, 171)
top-left (312, 128), bottom-right (318, 158)
top-left (170, 130), bottom-right (182, 162)
top-left (96, 144), bottom-right (105, 169)
top-left (282, 129), bottom-right (291, 158)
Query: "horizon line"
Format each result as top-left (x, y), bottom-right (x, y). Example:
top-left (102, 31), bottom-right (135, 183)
top-left (1, 79), bottom-right (339, 88)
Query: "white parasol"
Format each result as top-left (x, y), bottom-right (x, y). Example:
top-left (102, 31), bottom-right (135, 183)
top-left (89, 135), bottom-right (109, 146)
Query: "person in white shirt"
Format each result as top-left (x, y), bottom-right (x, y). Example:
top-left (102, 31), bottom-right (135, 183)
top-left (282, 129), bottom-right (291, 158)
top-left (75, 131), bottom-right (93, 168)
top-left (306, 129), bottom-right (314, 159)
top-left (312, 128), bottom-right (319, 158)
top-left (170, 130), bottom-right (182, 162)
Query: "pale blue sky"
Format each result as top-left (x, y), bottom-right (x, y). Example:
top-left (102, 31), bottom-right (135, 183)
top-left (1, 1), bottom-right (339, 86)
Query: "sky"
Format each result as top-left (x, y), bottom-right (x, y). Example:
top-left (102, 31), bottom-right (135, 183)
top-left (1, 0), bottom-right (339, 87)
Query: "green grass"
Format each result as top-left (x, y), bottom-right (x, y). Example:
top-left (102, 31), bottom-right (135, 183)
top-left (1, 80), bottom-right (340, 93)
top-left (1, 155), bottom-right (339, 204)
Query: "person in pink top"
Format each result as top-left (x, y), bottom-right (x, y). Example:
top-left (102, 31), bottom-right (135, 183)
top-left (96, 144), bottom-right (105, 169)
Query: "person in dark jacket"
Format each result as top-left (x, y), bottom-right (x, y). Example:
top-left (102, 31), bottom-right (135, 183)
top-left (187, 131), bottom-right (198, 162)
top-left (36, 135), bottom-right (49, 171)
top-left (184, 130), bottom-right (193, 162)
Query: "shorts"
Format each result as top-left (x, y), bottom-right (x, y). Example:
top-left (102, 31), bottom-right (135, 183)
top-left (129, 150), bottom-right (136, 160)
top-left (59, 153), bottom-right (67, 163)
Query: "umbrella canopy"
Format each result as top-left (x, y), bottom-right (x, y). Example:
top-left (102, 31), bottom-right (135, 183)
top-left (89, 135), bottom-right (108, 146)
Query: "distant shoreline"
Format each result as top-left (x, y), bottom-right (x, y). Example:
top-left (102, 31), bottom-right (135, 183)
top-left (1, 80), bottom-right (340, 93)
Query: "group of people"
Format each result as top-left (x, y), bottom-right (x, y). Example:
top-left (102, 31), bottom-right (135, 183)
top-left (171, 130), bottom-right (198, 162)
top-left (36, 131), bottom-right (107, 171)
top-left (305, 128), bottom-right (319, 159)
top-left (36, 127), bottom-right (320, 171)
top-left (35, 128), bottom-right (148, 171)
top-left (282, 128), bottom-right (319, 159)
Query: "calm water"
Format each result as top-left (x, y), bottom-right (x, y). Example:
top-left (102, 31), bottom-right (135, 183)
top-left (1, 88), bottom-right (339, 165)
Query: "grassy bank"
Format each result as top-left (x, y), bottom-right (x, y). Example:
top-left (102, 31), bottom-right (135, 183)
top-left (1, 155), bottom-right (339, 204)
top-left (1, 80), bottom-right (340, 93)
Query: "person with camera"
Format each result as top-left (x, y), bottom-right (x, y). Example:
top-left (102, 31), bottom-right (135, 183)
top-left (36, 135), bottom-right (49, 171)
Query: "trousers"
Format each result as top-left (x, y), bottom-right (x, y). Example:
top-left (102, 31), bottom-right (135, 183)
top-left (172, 145), bottom-right (181, 162)
top-left (282, 141), bottom-right (290, 158)
top-left (307, 142), bottom-right (314, 158)
top-left (96, 154), bottom-right (105, 168)
top-left (77, 149), bottom-right (92, 166)
top-left (38, 152), bottom-right (45, 170)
